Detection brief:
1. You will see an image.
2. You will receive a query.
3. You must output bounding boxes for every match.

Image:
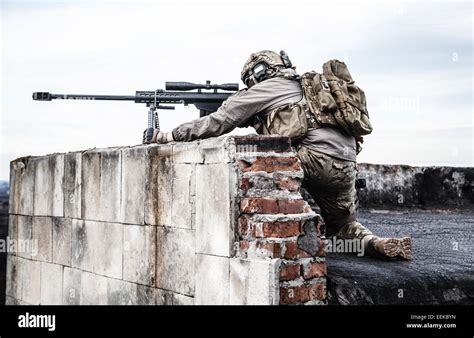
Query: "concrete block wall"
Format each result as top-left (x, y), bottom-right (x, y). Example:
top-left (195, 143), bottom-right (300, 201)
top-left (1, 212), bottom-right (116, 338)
top-left (6, 135), bottom-right (326, 305)
top-left (357, 163), bottom-right (474, 208)
top-left (0, 190), bottom-right (8, 305)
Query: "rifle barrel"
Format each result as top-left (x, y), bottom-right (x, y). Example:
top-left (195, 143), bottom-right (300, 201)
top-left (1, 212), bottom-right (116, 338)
top-left (33, 92), bottom-right (136, 101)
top-left (33, 91), bottom-right (233, 104)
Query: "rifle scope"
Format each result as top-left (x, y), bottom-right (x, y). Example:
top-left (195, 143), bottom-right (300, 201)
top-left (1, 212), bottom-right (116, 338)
top-left (165, 81), bottom-right (239, 92)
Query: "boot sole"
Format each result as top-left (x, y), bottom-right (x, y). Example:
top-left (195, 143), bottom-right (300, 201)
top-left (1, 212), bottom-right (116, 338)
top-left (398, 237), bottom-right (412, 260)
top-left (379, 237), bottom-right (412, 260)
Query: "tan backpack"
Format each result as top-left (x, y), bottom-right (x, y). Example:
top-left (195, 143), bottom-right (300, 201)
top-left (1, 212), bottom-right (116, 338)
top-left (301, 60), bottom-right (373, 137)
top-left (258, 100), bottom-right (309, 143)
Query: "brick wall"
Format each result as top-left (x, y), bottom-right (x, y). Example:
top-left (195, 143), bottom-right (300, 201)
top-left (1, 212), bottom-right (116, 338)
top-left (235, 136), bottom-right (326, 305)
top-left (6, 135), bottom-right (326, 305)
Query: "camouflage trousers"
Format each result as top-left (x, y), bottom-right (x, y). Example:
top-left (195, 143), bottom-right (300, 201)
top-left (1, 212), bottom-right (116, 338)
top-left (297, 145), bottom-right (373, 240)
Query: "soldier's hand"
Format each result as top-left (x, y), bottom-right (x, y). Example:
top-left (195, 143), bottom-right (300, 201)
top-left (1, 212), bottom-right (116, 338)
top-left (142, 128), bottom-right (159, 144)
top-left (155, 131), bottom-right (174, 144)
top-left (142, 128), bottom-right (174, 144)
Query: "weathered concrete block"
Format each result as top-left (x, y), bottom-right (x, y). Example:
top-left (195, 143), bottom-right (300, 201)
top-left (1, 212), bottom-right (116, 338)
top-left (136, 284), bottom-right (164, 305)
top-left (195, 164), bottom-right (236, 256)
top-left (71, 219), bottom-right (94, 272)
top-left (9, 161), bottom-right (17, 215)
top-left (107, 278), bottom-right (137, 305)
top-left (173, 142), bottom-right (204, 163)
top-left (80, 271), bottom-right (108, 305)
top-left (230, 258), bottom-right (279, 305)
top-left (9, 157), bottom-right (35, 215)
top-left (21, 257), bottom-right (41, 305)
top-left (40, 262), bottom-right (63, 304)
top-left (81, 148), bottom-right (122, 222)
top-left (99, 149), bottom-right (122, 222)
top-left (52, 217), bottom-right (72, 266)
top-left (64, 152), bottom-right (82, 218)
top-left (123, 224), bottom-right (156, 286)
top-left (6, 255), bottom-right (21, 299)
top-left (63, 267), bottom-right (81, 305)
top-left (200, 136), bottom-right (235, 164)
top-left (52, 155), bottom-right (65, 216)
top-left (7, 215), bottom-right (18, 255)
top-left (81, 150), bottom-right (100, 220)
top-left (73, 218), bottom-right (122, 276)
top-left (173, 293), bottom-right (194, 305)
top-left (154, 288), bottom-right (174, 305)
top-left (171, 164), bottom-right (194, 229)
top-left (195, 254), bottom-right (230, 305)
top-left (17, 215), bottom-right (33, 259)
top-left (5, 295), bottom-right (20, 305)
top-left (92, 221), bottom-right (123, 279)
top-left (33, 155), bottom-right (64, 217)
top-left (32, 216), bottom-right (52, 263)
top-left (121, 147), bottom-right (147, 224)
top-left (156, 227), bottom-right (195, 296)
top-left (145, 145), bottom-right (173, 226)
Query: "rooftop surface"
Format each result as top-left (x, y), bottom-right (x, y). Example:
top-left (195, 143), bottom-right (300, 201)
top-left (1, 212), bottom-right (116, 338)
top-left (327, 208), bottom-right (474, 305)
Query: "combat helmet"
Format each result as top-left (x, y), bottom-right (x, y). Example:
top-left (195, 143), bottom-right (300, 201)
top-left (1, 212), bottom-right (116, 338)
top-left (241, 50), bottom-right (293, 88)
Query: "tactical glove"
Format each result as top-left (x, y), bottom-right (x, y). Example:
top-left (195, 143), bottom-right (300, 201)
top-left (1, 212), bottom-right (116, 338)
top-left (142, 128), bottom-right (174, 144)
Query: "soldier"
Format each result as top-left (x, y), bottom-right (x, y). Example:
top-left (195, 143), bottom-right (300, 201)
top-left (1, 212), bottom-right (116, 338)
top-left (144, 50), bottom-right (412, 260)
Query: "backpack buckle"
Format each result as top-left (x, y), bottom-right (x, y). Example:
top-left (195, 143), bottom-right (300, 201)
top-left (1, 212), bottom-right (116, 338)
top-left (320, 75), bottom-right (330, 89)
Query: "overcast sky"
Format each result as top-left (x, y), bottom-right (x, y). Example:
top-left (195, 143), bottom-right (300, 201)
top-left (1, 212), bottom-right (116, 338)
top-left (1, 0), bottom-right (472, 180)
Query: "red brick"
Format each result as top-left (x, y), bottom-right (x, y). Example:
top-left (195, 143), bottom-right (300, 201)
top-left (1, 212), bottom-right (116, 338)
top-left (317, 240), bottom-right (326, 257)
top-left (241, 198), bottom-right (306, 214)
top-left (283, 240), bottom-right (299, 259)
top-left (283, 240), bottom-right (311, 259)
top-left (280, 286), bottom-right (307, 304)
top-left (254, 221), bottom-right (301, 238)
top-left (316, 220), bottom-right (325, 236)
top-left (240, 239), bottom-right (282, 258)
top-left (275, 177), bottom-right (301, 191)
top-left (280, 283), bottom-right (327, 305)
top-left (240, 198), bottom-right (279, 214)
top-left (241, 157), bottom-right (301, 173)
top-left (240, 240), bottom-right (250, 252)
top-left (240, 177), bottom-right (252, 191)
top-left (303, 261), bottom-right (327, 279)
top-left (255, 241), bottom-right (282, 258)
top-left (308, 283), bottom-right (327, 301)
top-left (279, 264), bottom-right (301, 281)
top-left (238, 160), bottom-right (252, 170)
top-left (277, 199), bottom-right (306, 214)
top-left (238, 217), bottom-right (253, 237)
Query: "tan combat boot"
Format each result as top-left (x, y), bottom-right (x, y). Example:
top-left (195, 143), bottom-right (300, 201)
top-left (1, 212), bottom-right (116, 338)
top-left (363, 235), bottom-right (412, 260)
